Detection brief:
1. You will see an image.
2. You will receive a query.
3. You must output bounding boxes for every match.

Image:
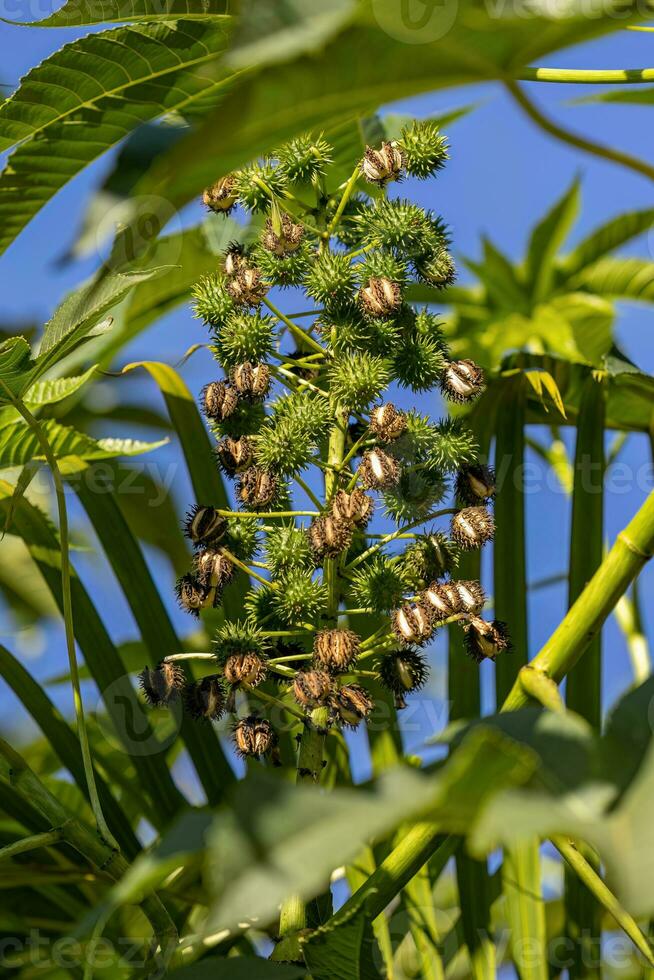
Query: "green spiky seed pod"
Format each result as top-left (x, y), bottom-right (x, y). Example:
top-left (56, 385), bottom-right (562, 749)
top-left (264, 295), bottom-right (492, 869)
top-left (230, 362), bottom-right (271, 401)
top-left (304, 251), bottom-right (356, 310)
top-left (226, 267), bottom-right (268, 308)
top-left (184, 505), bottom-right (228, 548)
top-left (350, 556), bottom-right (410, 613)
top-left (210, 311), bottom-right (276, 369)
top-left (356, 198), bottom-right (439, 254)
top-left (400, 120), bottom-right (448, 179)
top-left (215, 620), bottom-right (268, 657)
top-left (456, 463), bottom-right (496, 506)
top-left (185, 676), bottom-right (227, 721)
top-left (293, 669), bottom-right (332, 709)
top-left (400, 533), bottom-right (459, 590)
top-left (210, 401), bottom-right (267, 441)
top-left (329, 353), bottom-right (391, 412)
top-left (463, 617), bottom-right (511, 663)
top-left (332, 684), bottom-right (374, 729)
top-left (244, 584), bottom-right (283, 628)
top-left (253, 239), bottom-right (313, 288)
top-left (276, 133), bottom-right (332, 183)
top-left (139, 661), bottom-right (185, 707)
top-left (233, 716), bottom-right (279, 761)
top-left (428, 418), bottom-right (479, 472)
top-left (194, 549), bottom-right (234, 590)
top-left (193, 273), bottom-right (235, 328)
top-left (255, 393), bottom-right (330, 477)
top-left (359, 448), bottom-right (401, 491)
top-left (313, 628), bottom-right (360, 673)
top-left (441, 359), bottom-right (485, 404)
top-left (378, 649), bottom-right (429, 708)
top-left (361, 141), bottom-right (405, 186)
top-left (331, 195), bottom-right (370, 249)
top-left (308, 515), bottom-right (353, 562)
top-left (370, 403), bottom-right (407, 442)
top-left (358, 276), bottom-right (402, 319)
top-left (272, 569), bottom-right (328, 624)
top-left (237, 467), bottom-right (278, 510)
top-left (414, 248), bottom-right (456, 288)
top-left (451, 506), bottom-right (495, 550)
top-left (203, 175), bottom-right (238, 213)
top-left (223, 517), bottom-right (260, 563)
top-left (391, 602), bottom-right (433, 646)
top-left (262, 214), bottom-right (305, 255)
top-left (265, 524), bottom-right (314, 577)
top-left (175, 574), bottom-right (211, 617)
top-left (233, 161), bottom-right (287, 212)
top-left (215, 435), bottom-right (254, 475)
top-left (331, 489), bottom-right (374, 528)
top-left (357, 251), bottom-right (409, 287)
top-left (382, 469), bottom-right (448, 524)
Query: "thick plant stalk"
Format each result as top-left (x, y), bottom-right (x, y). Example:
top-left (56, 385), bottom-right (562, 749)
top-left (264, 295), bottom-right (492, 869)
top-left (2, 387), bottom-right (116, 849)
top-left (0, 737), bottom-right (177, 956)
top-left (565, 375), bottom-right (606, 978)
top-left (504, 488), bottom-right (654, 711)
top-left (494, 379), bottom-right (548, 980)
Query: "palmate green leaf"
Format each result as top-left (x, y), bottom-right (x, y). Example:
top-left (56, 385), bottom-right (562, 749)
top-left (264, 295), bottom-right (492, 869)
top-left (23, 365), bottom-right (98, 406)
top-left (0, 20), bottom-right (233, 254)
top-left (0, 410), bottom-right (165, 468)
top-left (526, 178), bottom-right (580, 302)
top-left (569, 256), bottom-right (654, 302)
top-left (0, 337), bottom-right (35, 402)
top-left (19, 0), bottom-right (231, 27)
top-left (558, 208), bottom-right (654, 281)
top-left (129, 0), bottom-right (638, 232)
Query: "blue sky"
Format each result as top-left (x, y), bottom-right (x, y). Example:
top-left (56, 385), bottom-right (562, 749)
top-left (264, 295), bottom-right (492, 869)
top-left (0, 20), bottom-right (653, 782)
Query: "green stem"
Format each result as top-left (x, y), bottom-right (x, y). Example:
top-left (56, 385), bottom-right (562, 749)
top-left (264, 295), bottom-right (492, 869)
top-left (345, 509), bottom-right (458, 571)
top-left (264, 297), bottom-right (327, 357)
top-left (3, 389), bottom-right (116, 849)
top-left (505, 80), bottom-right (654, 186)
top-left (502, 490), bottom-right (654, 711)
top-left (553, 837), bottom-right (654, 968)
top-left (218, 509), bottom-right (319, 518)
top-left (243, 685), bottom-right (307, 723)
top-left (271, 363), bottom-right (329, 398)
top-left (220, 547), bottom-right (273, 589)
top-left (0, 829), bottom-right (63, 863)
top-left (518, 66), bottom-right (654, 84)
top-left (327, 164), bottom-right (361, 237)
top-left (163, 652), bottom-right (216, 663)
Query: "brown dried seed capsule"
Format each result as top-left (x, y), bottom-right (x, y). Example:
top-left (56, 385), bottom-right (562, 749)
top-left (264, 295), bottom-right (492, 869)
top-left (313, 629), bottom-right (360, 673)
top-left (233, 716), bottom-right (277, 758)
top-left (378, 649), bottom-right (429, 709)
top-left (369, 403), bottom-right (408, 442)
top-left (262, 214), bottom-right (305, 255)
top-left (360, 142), bottom-right (405, 186)
top-left (455, 580), bottom-right (486, 615)
top-left (215, 436), bottom-right (254, 476)
top-left (464, 617), bottom-right (511, 663)
top-left (185, 676), bottom-right (226, 721)
top-left (391, 602), bottom-right (434, 646)
top-left (308, 516), bottom-right (353, 561)
top-left (226, 267), bottom-right (268, 307)
top-left (139, 661), bottom-right (185, 707)
top-left (194, 549), bottom-right (234, 589)
top-left (176, 574), bottom-right (211, 618)
top-left (422, 582), bottom-right (460, 622)
top-left (451, 506), bottom-right (495, 551)
top-left (223, 242), bottom-right (248, 277)
top-left (358, 449), bottom-right (401, 490)
top-left (184, 505), bottom-right (227, 547)
top-left (293, 669), bottom-right (333, 709)
top-left (331, 489), bottom-right (374, 528)
top-left (332, 684), bottom-right (374, 729)
top-left (223, 652), bottom-right (267, 688)
top-left (230, 362), bottom-right (270, 400)
top-left (358, 276), bottom-right (402, 318)
top-left (237, 467), bottom-right (278, 510)
top-left (202, 381), bottom-right (239, 422)
top-left (202, 175), bottom-right (237, 213)
top-left (441, 359), bottom-right (485, 404)
top-left (455, 463), bottom-right (497, 506)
